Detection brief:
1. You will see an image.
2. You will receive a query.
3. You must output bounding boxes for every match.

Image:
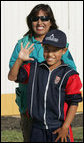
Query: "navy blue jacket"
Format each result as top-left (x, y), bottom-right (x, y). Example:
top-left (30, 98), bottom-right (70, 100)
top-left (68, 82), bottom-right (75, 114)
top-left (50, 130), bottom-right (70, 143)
top-left (16, 61), bottom-right (82, 129)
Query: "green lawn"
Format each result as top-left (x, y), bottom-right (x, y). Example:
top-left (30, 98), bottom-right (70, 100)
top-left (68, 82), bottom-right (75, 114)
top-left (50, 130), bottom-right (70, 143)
top-left (1, 127), bottom-right (83, 142)
top-left (1, 130), bottom-right (23, 142)
top-left (72, 127), bottom-right (83, 142)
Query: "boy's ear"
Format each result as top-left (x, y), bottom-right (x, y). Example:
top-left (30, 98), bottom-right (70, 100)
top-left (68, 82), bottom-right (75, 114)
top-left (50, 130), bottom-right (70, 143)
top-left (62, 48), bottom-right (67, 55)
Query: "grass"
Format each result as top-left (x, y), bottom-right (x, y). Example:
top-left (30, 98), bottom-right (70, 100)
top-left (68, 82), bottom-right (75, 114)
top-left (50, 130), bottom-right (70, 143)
top-left (1, 127), bottom-right (83, 142)
top-left (1, 130), bottom-right (23, 142)
top-left (72, 127), bottom-right (83, 142)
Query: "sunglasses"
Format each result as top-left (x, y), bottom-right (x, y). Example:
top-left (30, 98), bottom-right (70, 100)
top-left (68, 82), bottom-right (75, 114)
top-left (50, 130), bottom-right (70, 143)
top-left (31, 16), bottom-right (50, 22)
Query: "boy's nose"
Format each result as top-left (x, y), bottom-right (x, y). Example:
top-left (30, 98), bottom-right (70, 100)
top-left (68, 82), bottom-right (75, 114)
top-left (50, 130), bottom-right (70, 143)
top-left (48, 51), bottom-right (53, 56)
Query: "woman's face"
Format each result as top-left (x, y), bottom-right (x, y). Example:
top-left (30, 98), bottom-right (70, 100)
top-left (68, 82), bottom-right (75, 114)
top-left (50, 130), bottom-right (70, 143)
top-left (32, 10), bottom-right (52, 37)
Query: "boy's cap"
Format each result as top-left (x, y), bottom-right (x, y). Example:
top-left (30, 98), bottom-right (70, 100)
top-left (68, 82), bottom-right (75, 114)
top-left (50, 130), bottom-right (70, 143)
top-left (42, 29), bottom-right (67, 48)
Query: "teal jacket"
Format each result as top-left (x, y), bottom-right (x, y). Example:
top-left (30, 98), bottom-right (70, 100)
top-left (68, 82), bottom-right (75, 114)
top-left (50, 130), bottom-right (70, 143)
top-left (9, 35), bottom-right (77, 113)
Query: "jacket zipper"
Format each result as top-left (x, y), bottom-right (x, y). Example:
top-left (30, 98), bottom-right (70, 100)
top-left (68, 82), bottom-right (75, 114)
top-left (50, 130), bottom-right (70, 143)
top-left (44, 71), bottom-right (52, 129)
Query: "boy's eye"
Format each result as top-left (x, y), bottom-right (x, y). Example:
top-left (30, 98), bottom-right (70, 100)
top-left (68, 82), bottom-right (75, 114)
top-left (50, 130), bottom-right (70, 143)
top-left (44, 47), bottom-right (48, 51)
top-left (44, 48), bottom-right (49, 52)
top-left (44, 46), bottom-right (62, 52)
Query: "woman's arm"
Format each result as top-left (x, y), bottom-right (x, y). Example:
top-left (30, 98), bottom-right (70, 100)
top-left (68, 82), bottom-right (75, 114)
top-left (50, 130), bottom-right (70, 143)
top-left (8, 42), bottom-right (34, 81)
top-left (9, 43), bottom-right (20, 69)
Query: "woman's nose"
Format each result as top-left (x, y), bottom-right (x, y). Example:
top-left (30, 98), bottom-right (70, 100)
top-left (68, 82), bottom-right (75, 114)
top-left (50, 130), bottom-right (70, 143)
top-left (37, 18), bottom-right (43, 24)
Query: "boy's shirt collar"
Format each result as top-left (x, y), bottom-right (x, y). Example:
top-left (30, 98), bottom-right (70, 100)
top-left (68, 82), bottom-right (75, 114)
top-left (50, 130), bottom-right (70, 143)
top-left (39, 60), bottom-right (68, 71)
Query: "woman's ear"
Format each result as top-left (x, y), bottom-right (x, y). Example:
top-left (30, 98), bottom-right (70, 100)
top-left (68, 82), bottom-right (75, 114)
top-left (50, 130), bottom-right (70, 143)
top-left (62, 48), bottom-right (67, 55)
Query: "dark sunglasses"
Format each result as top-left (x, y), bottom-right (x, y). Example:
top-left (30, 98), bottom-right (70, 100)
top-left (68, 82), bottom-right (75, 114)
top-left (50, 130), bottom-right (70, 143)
top-left (31, 16), bottom-right (50, 22)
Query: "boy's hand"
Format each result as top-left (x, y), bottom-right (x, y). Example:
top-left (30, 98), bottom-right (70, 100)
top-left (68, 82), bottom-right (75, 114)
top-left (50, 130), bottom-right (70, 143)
top-left (18, 42), bottom-right (34, 61)
top-left (52, 105), bottom-right (78, 142)
top-left (52, 126), bottom-right (70, 142)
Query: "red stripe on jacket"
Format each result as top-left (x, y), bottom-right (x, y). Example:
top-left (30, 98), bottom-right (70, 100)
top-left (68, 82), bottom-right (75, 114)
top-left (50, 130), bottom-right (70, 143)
top-left (65, 74), bottom-right (82, 94)
top-left (64, 102), bottom-right (74, 142)
top-left (23, 63), bottom-right (31, 118)
top-left (22, 63), bottom-right (31, 84)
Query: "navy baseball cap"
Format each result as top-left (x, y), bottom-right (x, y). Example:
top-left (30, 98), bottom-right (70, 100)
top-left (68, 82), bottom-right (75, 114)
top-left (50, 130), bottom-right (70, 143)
top-left (42, 29), bottom-right (67, 48)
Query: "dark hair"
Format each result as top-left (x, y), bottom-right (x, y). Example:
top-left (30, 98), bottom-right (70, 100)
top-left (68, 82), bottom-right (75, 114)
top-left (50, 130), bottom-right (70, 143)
top-left (24, 4), bottom-right (58, 37)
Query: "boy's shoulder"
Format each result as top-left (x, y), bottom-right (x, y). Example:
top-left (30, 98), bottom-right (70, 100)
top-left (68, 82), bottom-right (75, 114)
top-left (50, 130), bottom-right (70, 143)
top-left (58, 60), bottom-right (79, 76)
top-left (65, 65), bottom-right (78, 73)
top-left (60, 65), bottom-right (80, 87)
top-left (64, 65), bottom-right (79, 79)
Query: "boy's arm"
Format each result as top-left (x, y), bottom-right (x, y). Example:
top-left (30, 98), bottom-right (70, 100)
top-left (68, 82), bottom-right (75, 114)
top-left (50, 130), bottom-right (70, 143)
top-left (62, 105), bottom-right (78, 129)
top-left (53, 105), bottom-right (78, 142)
top-left (8, 42), bottom-right (34, 81)
top-left (8, 58), bottom-right (23, 81)
top-left (53, 74), bottom-right (82, 142)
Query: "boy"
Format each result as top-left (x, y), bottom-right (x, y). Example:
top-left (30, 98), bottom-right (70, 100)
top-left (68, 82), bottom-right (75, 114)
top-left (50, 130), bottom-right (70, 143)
top-left (8, 29), bottom-right (82, 142)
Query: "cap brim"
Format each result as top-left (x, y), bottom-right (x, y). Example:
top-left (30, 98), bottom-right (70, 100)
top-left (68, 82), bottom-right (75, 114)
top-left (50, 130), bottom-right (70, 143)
top-left (41, 41), bottom-right (65, 48)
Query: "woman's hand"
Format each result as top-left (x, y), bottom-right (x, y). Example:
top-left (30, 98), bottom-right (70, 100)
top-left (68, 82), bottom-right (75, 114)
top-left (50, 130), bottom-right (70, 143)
top-left (18, 42), bottom-right (34, 61)
top-left (52, 126), bottom-right (70, 142)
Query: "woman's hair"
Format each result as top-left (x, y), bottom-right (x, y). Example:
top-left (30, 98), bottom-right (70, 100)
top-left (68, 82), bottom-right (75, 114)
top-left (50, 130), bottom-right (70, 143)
top-left (24, 4), bottom-right (58, 37)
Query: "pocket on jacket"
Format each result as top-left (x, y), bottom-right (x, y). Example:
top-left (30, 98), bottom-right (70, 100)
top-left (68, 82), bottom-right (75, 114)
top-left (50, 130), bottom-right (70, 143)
top-left (15, 87), bottom-right (22, 108)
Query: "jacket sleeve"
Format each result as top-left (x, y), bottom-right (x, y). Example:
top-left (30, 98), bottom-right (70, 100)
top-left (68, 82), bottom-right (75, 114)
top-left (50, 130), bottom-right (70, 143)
top-left (65, 74), bottom-right (82, 106)
top-left (15, 63), bottom-right (31, 84)
top-left (9, 42), bottom-right (21, 69)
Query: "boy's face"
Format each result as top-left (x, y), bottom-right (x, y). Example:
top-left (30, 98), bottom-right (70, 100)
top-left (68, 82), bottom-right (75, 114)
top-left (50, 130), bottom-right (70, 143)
top-left (44, 45), bottom-right (67, 67)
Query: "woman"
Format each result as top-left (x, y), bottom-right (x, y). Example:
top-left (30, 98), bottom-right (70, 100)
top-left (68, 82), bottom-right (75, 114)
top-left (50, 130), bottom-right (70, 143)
top-left (9, 4), bottom-right (76, 142)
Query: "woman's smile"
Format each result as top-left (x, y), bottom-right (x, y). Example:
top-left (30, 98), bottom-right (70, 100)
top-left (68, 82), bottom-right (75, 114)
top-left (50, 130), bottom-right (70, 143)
top-left (36, 25), bottom-right (45, 31)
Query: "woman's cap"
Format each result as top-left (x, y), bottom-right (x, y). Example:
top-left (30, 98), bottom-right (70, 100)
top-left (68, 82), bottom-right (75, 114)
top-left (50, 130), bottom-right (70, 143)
top-left (42, 29), bottom-right (67, 48)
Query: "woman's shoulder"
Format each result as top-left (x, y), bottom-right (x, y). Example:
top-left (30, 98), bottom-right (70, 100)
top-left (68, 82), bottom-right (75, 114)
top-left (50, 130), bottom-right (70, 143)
top-left (18, 35), bottom-right (30, 44)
